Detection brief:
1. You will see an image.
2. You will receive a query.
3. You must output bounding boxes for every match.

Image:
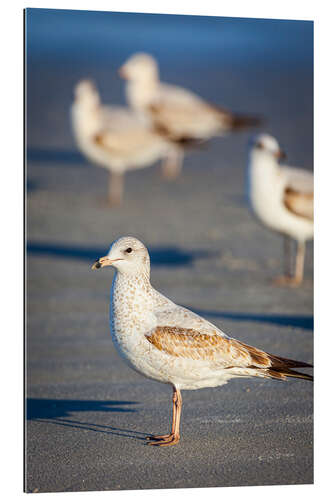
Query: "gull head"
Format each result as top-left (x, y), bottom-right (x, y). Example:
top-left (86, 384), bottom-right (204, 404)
top-left (92, 236), bottom-right (150, 276)
top-left (118, 53), bottom-right (159, 82)
top-left (250, 133), bottom-right (286, 160)
top-left (74, 79), bottom-right (100, 107)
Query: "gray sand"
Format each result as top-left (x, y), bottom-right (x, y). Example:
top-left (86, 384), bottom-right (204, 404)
top-left (26, 151), bottom-right (313, 492)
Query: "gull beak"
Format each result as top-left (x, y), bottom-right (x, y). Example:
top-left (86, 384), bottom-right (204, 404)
top-left (91, 256), bottom-right (115, 270)
top-left (276, 149), bottom-right (287, 160)
top-left (118, 66), bottom-right (128, 79)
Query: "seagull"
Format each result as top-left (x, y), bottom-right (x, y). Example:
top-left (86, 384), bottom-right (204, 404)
top-left (92, 236), bottom-right (313, 447)
top-left (71, 80), bottom-right (179, 205)
top-left (118, 53), bottom-right (262, 178)
top-left (247, 134), bottom-right (314, 286)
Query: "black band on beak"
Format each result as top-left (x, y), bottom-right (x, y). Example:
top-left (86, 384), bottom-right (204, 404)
top-left (92, 259), bottom-right (101, 270)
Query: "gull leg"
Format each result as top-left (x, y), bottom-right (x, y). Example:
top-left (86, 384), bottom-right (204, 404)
top-left (273, 235), bottom-right (293, 285)
top-left (147, 386), bottom-right (182, 446)
top-left (274, 239), bottom-right (305, 287)
top-left (293, 240), bottom-right (306, 286)
top-left (284, 235), bottom-right (293, 278)
top-left (108, 171), bottom-right (124, 206)
top-left (161, 150), bottom-right (184, 180)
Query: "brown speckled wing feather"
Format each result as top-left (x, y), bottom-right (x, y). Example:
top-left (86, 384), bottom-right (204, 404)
top-left (145, 326), bottom-right (271, 368)
top-left (145, 326), bottom-right (313, 380)
top-left (283, 187), bottom-right (314, 221)
top-left (94, 128), bottom-right (160, 153)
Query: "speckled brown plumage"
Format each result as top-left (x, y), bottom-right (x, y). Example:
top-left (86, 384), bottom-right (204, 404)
top-left (93, 236), bottom-right (313, 447)
top-left (284, 187), bottom-right (314, 221)
top-left (145, 326), bottom-right (312, 381)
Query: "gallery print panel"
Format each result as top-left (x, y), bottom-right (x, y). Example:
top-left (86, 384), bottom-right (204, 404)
top-left (25, 8), bottom-right (313, 493)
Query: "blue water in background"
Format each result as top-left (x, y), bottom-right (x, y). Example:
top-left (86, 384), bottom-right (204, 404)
top-left (26, 8), bottom-right (313, 68)
top-left (25, 8), bottom-right (313, 163)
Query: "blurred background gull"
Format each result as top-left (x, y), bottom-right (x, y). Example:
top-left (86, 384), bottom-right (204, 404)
top-left (247, 134), bottom-right (313, 287)
top-left (25, 9), bottom-right (313, 493)
top-left (118, 52), bottom-right (261, 178)
top-left (71, 79), bottom-right (179, 205)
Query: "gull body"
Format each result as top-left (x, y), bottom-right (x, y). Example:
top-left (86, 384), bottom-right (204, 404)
top-left (247, 134), bottom-right (313, 286)
top-left (119, 53), bottom-right (261, 177)
top-left (93, 236), bottom-right (313, 446)
top-left (71, 80), bottom-right (177, 204)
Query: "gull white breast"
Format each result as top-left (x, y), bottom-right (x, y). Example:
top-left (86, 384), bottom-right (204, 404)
top-left (92, 236), bottom-right (313, 447)
top-left (247, 133), bottom-right (313, 286)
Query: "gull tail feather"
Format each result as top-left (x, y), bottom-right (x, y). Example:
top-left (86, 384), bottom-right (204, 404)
top-left (267, 353), bottom-right (313, 381)
top-left (228, 113), bottom-right (263, 130)
top-left (267, 368), bottom-right (313, 382)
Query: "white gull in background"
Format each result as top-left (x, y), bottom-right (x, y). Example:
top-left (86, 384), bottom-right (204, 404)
top-left (92, 236), bottom-right (313, 447)
top-left (119, 52), bottom-right (261, 178)
top-left (247, 134), bottom-right (314, 286)
top-left (71, 80), bottom-right (179, 205)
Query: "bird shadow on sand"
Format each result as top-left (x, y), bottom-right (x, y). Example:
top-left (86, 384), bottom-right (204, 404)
top-left (27, 241), bottom-right (215, 268)
top-left (26, 179), bottom-right (40, 193)
top-left (26, 398), bottom-right (146, 442)
top-left (190, 308), bottom-right (313, 331)
top-left (27, 149), bottom-right (88, 167)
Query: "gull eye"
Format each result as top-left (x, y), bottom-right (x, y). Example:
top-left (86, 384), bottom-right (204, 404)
top-left (125, 247), bottom-right (132, 254)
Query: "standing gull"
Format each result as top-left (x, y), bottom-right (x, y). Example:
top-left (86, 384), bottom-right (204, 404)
top-left (71, 80), bottom-right (178, 205)
top-left (247, 134), bottom-right (314, 286)
top-left (119, 53), bottom-right (261, 178)
top-left (92, 236), bottom-right (313, 447)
